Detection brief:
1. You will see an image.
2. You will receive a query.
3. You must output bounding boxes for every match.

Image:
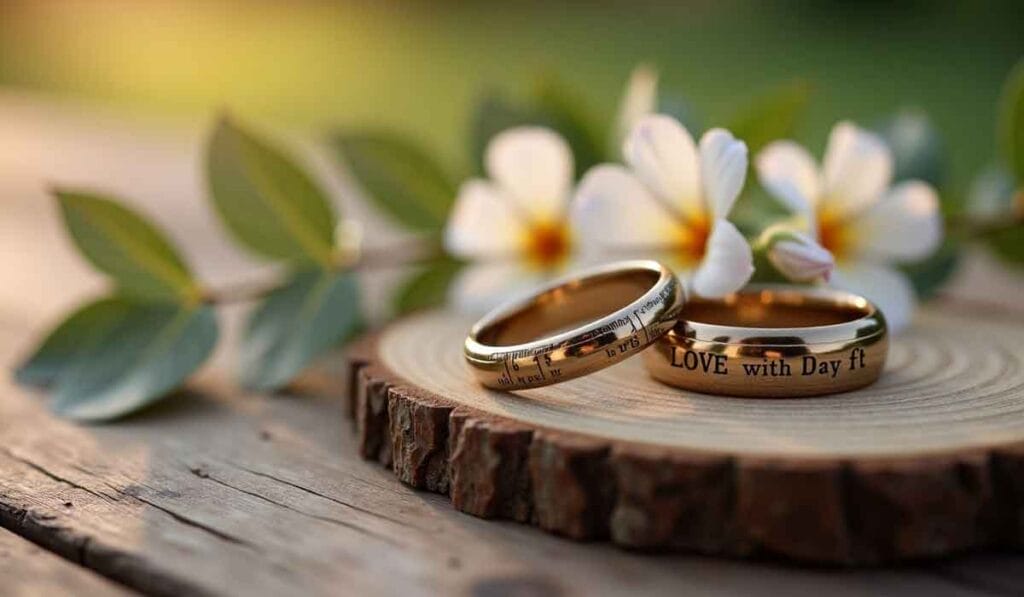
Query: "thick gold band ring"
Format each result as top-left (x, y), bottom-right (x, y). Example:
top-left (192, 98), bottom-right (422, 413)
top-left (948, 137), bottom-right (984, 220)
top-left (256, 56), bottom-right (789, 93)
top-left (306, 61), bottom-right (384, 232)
top-left (643, 286), bottom-right (888, 397)
top-left (465, 260), bottom-right (685, 390)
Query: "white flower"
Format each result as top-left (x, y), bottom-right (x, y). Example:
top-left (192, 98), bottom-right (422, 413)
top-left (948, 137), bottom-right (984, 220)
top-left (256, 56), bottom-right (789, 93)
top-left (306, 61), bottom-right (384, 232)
top-left (756, 121), bottom-right (943, 332)
top-left (445, 127), bottom-right (578, 313)
top-left (762, 228), bottom-right (835, 283)
top-left (574, 114), bottom-right (754, 297)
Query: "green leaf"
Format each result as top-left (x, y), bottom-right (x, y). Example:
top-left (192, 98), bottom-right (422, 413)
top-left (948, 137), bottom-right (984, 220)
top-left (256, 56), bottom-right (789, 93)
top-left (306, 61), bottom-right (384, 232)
top-left (988, 222), bottom-right (1024, 266)
top-left (207, 116), bottom-right (336, 264)
top-left (533, 76), bottom-right (604, 175)
top-left (875, 109), bottom-right (946, 188)
top-left (393, 259), bottom-right (462, 315)
top-left (998, 59), bottom-right (1024, 183)
top-left (726, 81), bottom-right (811, 154)
top-left (54, 190), bottom-right (200, 303)
top-left (728, 184), bottom-right (792, 237)
top-left (51, 303), bottom-right (217, 422)
top-left (901, 240), bottom-right (962, 299)
top-left (333, 133), bottom-right (456, 232)
top-left (470, 93), bottom-right (553, 176)
top-left (240, 270), bottom-right (361, 391)
top-left (16, 298), bottom-right (135, 386)
top-left (748, 249), bottom-right (789, 285)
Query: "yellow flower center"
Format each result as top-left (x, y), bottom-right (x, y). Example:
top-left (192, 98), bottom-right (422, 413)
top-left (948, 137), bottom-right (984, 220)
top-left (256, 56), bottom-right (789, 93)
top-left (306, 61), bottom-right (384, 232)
top-left (817, 210), bottom-right (852, 261)
top-left (674, 213), bottom-right (711, 265)
top-left (524, 221), bottom-right (571, 269)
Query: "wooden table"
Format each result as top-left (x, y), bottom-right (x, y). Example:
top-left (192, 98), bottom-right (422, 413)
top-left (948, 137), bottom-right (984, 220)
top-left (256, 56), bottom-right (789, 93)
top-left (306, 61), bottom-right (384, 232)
top-left (3, 321), bottom-right (1024, 597)
top-left (1, 94), bottom-right (1022, 596)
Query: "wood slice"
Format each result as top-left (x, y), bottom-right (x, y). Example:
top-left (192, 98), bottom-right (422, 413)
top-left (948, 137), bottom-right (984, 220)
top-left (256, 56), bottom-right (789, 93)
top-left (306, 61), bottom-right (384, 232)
top-left (343, 307), bottom-right (1024, 564)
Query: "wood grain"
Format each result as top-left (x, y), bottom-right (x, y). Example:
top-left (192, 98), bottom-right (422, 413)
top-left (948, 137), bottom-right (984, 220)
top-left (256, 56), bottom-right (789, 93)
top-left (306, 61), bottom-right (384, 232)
top-left (0, 528), bottom-right (131, 597)
top-left (0, 322), bottom-right (1018, 596)
top-left (347, 305), bottom-right (1024, 564)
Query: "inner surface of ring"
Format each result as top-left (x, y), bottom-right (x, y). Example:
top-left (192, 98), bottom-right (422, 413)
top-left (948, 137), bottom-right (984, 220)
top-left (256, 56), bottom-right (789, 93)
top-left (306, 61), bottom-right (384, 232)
top-left (478, 269), bottom-right (660, 346)
top-left (684, 290), bottom-right (870, 328)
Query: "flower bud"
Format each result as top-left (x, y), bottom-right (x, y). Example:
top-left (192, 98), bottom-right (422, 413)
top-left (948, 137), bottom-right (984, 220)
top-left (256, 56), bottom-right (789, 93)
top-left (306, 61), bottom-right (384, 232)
top-left (765, 230), bottom-right (835, 283)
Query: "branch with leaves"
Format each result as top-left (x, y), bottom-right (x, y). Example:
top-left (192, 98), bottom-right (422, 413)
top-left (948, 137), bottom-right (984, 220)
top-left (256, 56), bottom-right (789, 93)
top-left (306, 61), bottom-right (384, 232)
top-left (15, 60), bottom-right (1024, 423)
top-left (17, 118), bottom-right (367, 420)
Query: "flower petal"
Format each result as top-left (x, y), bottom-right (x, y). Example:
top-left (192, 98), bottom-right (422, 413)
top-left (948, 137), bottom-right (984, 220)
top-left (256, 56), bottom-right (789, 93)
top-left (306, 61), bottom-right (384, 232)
top-left (768, 231), bottom-right (835, 283)
top-left (821, 121), bottom-right (893, 219)
top-left (572, 164), bottom-right (681, 254)
top-left (831, 263), bottom-right (916, 333)
top-left (612, 64), bottom-right (658, 158)
top-left (448, 262), bottom-right (548, 315)
top-left (444, 180), bottom-right (527, 259)
top-left (848, 180), bottom-right (943, 263)
top-left (623, 114), bottom-right (703, 220)
top-left (698, 128), bottom-right (748, 219)
top-left (755, 140), bottom-right (821, 214)
top-left (485, 126), bottom-right (573, 222)
top-left (690, 219), bottom-right (754, 297)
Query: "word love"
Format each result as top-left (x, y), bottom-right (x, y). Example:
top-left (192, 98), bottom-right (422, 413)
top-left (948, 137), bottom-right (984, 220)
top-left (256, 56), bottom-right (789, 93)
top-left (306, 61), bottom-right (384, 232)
top-left (670, 347), bottom-right (868, 378)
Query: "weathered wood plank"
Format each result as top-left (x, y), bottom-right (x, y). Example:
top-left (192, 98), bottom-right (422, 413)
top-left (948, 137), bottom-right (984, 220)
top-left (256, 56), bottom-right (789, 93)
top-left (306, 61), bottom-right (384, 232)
top-left (0, 527), bottom-right (132, 596)
top-left (0, 332), bottom-right (1017, 596)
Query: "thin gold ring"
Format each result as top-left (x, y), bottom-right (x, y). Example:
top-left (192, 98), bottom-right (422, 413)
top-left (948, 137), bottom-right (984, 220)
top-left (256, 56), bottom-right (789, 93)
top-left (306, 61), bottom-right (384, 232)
top-left (465, 260), bottom-right (685, 390)
top-left (643, 285), bottom-right (888, 397)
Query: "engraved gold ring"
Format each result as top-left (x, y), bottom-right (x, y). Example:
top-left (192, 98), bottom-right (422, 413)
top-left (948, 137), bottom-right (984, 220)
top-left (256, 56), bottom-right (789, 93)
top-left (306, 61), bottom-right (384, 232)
top-left (642, 286), bottom-right (888, 397)
top-left (465, 260), bottom-right (686, 390)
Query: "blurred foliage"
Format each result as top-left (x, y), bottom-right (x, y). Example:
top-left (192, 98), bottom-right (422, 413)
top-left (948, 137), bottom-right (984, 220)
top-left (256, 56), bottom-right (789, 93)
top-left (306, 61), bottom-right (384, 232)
top-left (239, 270), bottom-right (361, 391)
top-left (901, 241), bottom-right (962, 300)
top-left (208, 117), bottom-right (337, 265)
top-left (876, 109), bottom-right (946, 190)
top-left (989, 59), bottom-right (1024, 267)
top-left (725, 81), bottom-right (811, 154)
top-left (1001, 60), bottom-right (1024, 183)
top-left (207, 118), bottom-right (363, 390)
top-left (46, 303), bottom-right (217, 422)
top-left (532, 76), bottom-right (605, 177)
top-left (333, 133), bottom-right (456, 232)
top-left (3, 1), bottom-right (1019, 189)
top-left (392, 259), bottom-right (464, 316)
top-left (987, 224), bottom-right (1024, 268)
top-left (18, 119), bottom-right (363, 420)
top-left (55, 191), bottom-right (202, 304)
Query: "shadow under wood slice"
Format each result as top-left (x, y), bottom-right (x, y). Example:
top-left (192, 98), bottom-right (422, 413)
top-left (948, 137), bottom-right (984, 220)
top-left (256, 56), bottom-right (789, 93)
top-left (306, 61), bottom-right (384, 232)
top-left (847, 454), bottom-right (994, 562)
top-left (387, 387), bottom-right (452, 493)
top-left (735, 458), bottom-right (850, 563)
top-left (990, 442), bottom-right (1024, 548)
top-left (343, 335), bottom-right (375, 419)
top-left (529, 432), bottom-right (614, 540)
top-left (355, 364), bottom-right (392, 467)
top-left (610, 446), bottom-right (735, 553)
top-left (449, 408), bottom-right (533, 522)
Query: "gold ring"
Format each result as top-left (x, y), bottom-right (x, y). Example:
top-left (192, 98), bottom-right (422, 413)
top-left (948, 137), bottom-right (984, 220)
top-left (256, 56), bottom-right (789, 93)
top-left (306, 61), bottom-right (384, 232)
top-left (643, 286), bottom-right (887, 397)
top-left (465, 260), bottom-right (685, 390)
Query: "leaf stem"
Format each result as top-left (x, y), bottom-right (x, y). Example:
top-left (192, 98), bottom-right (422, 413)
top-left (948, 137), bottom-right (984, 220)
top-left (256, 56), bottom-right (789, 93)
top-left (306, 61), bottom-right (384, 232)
top-left (202, 273), bottom-right (287, 305)
top-left (203, 237), bottom-right (447, 304)
top-left (351, 237), bottom-right (445, 271)
top-left (945, 207), bottom-right (1024, 240)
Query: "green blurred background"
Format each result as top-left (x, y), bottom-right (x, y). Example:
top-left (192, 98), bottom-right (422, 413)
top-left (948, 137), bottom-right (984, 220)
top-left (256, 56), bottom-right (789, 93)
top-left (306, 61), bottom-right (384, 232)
top-left (1, 0), bottom-right (1021, 191)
